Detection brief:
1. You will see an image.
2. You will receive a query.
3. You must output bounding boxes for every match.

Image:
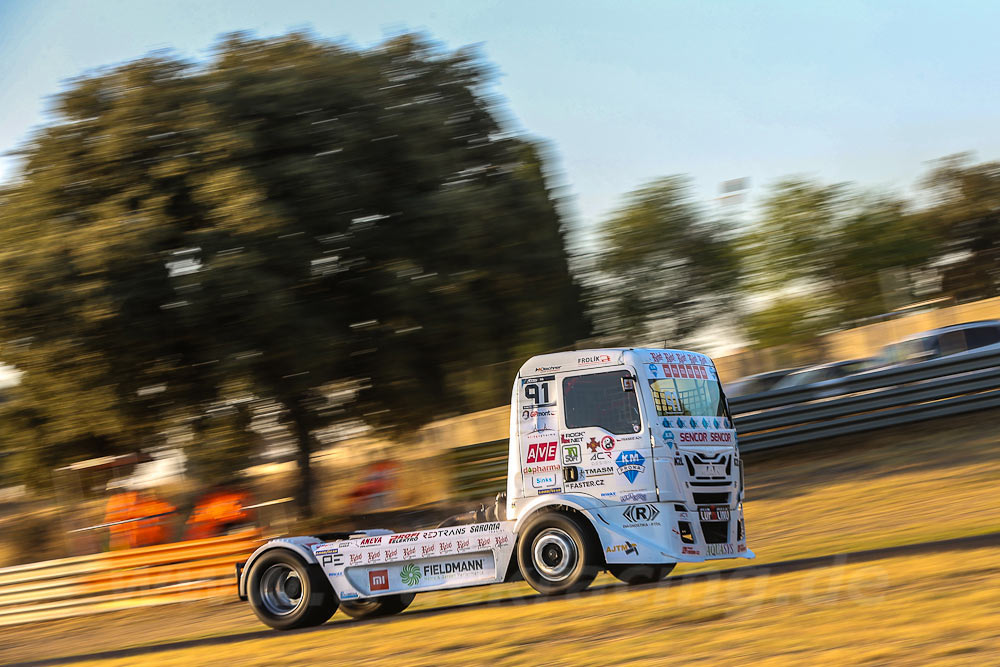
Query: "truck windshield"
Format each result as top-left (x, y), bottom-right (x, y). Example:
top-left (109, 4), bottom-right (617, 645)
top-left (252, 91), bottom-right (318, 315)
top-left (649, 378), bottom-right (727, 418)
top-left (563, 371), bottom-right (642, 434)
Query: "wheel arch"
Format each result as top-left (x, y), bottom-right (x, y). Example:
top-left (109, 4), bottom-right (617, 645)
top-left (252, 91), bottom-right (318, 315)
top-left (238, 537), bottom-right (322, 600)
top-left (512, 496), bottom-right (608, 572)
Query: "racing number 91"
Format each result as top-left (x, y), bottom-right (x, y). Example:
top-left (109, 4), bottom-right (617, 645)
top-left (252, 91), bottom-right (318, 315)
top-left (524, 382), bottom-right (550, 405)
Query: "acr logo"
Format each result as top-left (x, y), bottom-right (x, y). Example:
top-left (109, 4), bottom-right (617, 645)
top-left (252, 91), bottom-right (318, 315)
top-left (526, 441), bottom-right (557, 463)
top-left (369, 569), bottom-right (389, 592)
top-left (623, 504), bottom-right (660, 523)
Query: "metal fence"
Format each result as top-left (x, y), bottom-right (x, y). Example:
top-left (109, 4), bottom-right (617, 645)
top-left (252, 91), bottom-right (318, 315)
top-left (729, 347), bottom-right (1000, 452)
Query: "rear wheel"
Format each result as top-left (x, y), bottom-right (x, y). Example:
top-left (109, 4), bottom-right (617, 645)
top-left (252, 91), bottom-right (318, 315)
top-left (247, 550), bottom-right (337, 630)
top-left (339, 593), bottom-right (416, 619)
top-left (607, 563), bottom-right (675, 585)
top-left (518, 512), bottom-right (599, 595)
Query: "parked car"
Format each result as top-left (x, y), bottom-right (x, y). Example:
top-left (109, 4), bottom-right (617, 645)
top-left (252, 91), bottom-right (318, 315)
top-left (723, 367), bottom-right (805, 397)
top-left (871, 320), bottom-right (1000, 369)
top-left (770, 358), bottom-right (874, 391)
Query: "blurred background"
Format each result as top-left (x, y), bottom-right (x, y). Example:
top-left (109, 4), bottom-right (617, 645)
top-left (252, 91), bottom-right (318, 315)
top-left (0, 2), bottom-right (999, 664)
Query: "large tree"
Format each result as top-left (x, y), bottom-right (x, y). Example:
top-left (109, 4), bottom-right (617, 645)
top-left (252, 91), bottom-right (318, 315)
top-left (0, 33), bottom-right (587, 514)
top-left (589, 176), bottom-right (741, 346)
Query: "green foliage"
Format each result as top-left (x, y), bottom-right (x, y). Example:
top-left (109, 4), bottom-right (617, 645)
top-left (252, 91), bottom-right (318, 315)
top-left (743, 178), bottom-right (935, 326)
top-left (918, 153), bottom-right (1000, 299)
top-left (0, 32), bottom-right (586, 514)
top-left (743, 296), bottom-right (833, 349)
top-left (591, 176), bottom-right (741, 345)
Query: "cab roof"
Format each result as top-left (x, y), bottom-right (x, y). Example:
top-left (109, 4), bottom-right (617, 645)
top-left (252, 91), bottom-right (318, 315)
top-left (519, 347), bottom-right (714, 378)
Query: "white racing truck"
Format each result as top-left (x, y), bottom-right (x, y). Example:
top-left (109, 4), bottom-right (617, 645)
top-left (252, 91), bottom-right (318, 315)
top-left (237, 348), bottom-right (753, 630)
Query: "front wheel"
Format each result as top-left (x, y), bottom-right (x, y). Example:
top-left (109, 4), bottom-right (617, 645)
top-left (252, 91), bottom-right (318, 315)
top-left (607, 563), bottom-right (675, 585)
top-left (339, 593), bottom-right (416, 619)
top-left (247, 550), bottom-right (338, 630)
top-left (518, 511), bottom-right (598, 595)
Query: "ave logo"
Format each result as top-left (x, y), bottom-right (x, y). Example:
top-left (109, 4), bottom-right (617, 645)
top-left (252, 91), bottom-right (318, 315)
top-left (526, 441), bottom-right (557, 463)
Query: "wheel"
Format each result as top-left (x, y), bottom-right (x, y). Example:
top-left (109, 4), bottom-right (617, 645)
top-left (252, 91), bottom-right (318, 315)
top-left (247, 549), bottom-right (338, 630)
top-left (517, 511), bottom-right (599, 595)
top-left (339, 593), bottom-right (416, 619)
top-left (607, 563), bottom-right (675, 585)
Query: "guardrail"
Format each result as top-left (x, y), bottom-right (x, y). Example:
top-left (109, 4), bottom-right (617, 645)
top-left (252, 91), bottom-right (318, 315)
top-left (729, 347), bottom-right (1000, 451)
top-left (0, 531), bottom-right (262, 627)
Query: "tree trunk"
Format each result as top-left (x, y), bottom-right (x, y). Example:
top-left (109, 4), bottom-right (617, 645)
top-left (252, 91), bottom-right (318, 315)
top-left (286, 399), bottom-right (315, 519)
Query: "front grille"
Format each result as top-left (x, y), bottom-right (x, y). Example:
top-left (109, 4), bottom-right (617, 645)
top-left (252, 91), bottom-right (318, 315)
top-left (701, 521), bottom-right (729, 544)
top-left (693, 492), bottom-right (729, 505)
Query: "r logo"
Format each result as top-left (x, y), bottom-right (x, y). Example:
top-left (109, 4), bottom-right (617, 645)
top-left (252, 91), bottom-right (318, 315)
top-left (623, 504), bottom-right (660, 523)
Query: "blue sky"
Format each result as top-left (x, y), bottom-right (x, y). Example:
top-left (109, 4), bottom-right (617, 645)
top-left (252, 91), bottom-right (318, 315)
top-left (2, 0), bottom-right (1000, 234)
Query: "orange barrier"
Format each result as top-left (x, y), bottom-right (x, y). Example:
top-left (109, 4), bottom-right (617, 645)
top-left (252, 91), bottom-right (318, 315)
top-left (0, 531), bottom-right (263, 627)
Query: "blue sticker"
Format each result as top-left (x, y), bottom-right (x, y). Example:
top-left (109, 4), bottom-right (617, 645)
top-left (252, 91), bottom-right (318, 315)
top-left (648, 363), bottom-right (659, 377)
top-left (662, 418), bottom-right (672, 429)
top-left (701, 418), bottom-right (709, 428)
top-left (662, 430), bottom-right (675, 450)
top-left (615, 450), bottom-right (646, 483)
top-left (689, 418), bottom-right (698, 429)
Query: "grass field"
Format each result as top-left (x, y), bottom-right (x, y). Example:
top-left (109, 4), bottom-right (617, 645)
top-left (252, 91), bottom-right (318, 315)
top-left (72, 548), bottom-right (1000, 666)
top-left (2, 410), bottom-right (999, 665)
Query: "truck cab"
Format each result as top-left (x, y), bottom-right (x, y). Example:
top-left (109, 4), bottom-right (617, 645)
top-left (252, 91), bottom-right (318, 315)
top-left (238, 348), bottom-right (752, 631)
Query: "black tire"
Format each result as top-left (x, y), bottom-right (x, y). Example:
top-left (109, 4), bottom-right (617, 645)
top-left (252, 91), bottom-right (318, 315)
top-left (607, 563), bottom-right (676, 585)
top-left (247, 549), bottom-right (338, 630)
top-left (517, 511), bottom-right (599, 595)
top-left (339, 593), bottom-right (416, 619)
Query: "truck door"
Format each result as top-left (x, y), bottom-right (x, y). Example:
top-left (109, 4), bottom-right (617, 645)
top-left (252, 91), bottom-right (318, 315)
top-left (557, 369), bottom-right (653, 503)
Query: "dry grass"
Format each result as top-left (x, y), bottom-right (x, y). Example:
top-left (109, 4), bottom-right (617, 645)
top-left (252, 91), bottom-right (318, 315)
top-left (75, 548), bottom-right (1000, 667)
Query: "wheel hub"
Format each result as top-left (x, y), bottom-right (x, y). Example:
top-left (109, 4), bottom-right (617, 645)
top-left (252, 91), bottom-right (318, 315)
top-left (259, 563), bottom-right (305, 616)
top-left (532, 528), bottom-right (578, 582)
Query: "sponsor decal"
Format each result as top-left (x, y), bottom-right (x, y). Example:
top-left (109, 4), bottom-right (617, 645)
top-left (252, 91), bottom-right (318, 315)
top-left (494, 535), bottom-right (509, 547)
top-left (661, 429), bottom-right (675, 450)
top-left (606, 542), bottom-right (639, 556)
top-left (673, 456), bottom-right (683, 466)
top-left (619, 492), bottom-right (647, 503)
top-left (369, 569), bottom-right (389, 592)
top-left (320, 554), bottom-right (342, 567)
top-left (313, 543), bottom-right (338, 555)
top-left (423, 558), bottom-right (485, 578)
top-left (699, 506), bottom-right (731, 521)
top-left (615, 450), bottom-right (646, 483)
top-left (526, 441), bottom-right (558, 463)
top-left (566, 479), bottom-right (604, 488)
top-left (521, 408), bottom-right (556, 421)
top-left (738, 544), bottom-right (747, 553)
top-left (583, 466), bottom-right (614, 476)
top-left (422, 527), bottom-right (467, 538)
top-left (600, 435), bottom-right (616, 451)
top-left (422, 544), bottom-right (436, 557)
top-left (388, 532), bottom-right (421, 544)
top-left (681, 546), bottom-right (699, 555)
top-left (439, 541), bottom-right (454, 554)
top-left (600, 491), bottom-right (617, 498)
top-left (384, 548), bottom-right (398, 560)
top-left (706, 543), bottom-right (735, 556)
top-left (358, 536), bottom-right (383, 547)
top-left (589, 451), bottom-right (611, 461)
top-left (400, 563), bottom-right (421, 587)
top-left (623, 504), bottom-right (660, 525)
top-left (538, 487), bottom-right (562, 494)
top-left (561, 431), bottom-right (584, 443)
top-left (402, 547), bottom-right (416, 558)
top-left (562, 444), bottom-right (582, 465)
top-left (534, 365), bottom-right (561, 372)
top-left (340, 591), bottom-right (359, 600)
top-left (532, 473), bottom-right (558, 488)
top-left (457, 539), bottom-right (471, 552)
top-left (647, 363), bottom-right (660, 377)
top-left (578, 354), bottom-right (612, 365)
top-left (367, 551), bottom-right (381, 563)
top-left (523, 463), bottom-right (561, 474)
top-left (650, 352), bottom-right (664, 362)
top-left (470, 522), bottom-right (501, 533)
top-left (350, 553), bottom-right (363, 565)
top-left (477, 537), bottom-right (492, 548)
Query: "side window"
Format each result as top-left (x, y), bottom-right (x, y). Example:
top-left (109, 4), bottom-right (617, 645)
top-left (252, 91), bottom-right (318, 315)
top-left (965, 326), bottom-right (1000, 350)
top-left (562, 371), bottom-right (641, 435)
top-left (937, 331), bottom-right (967, 357)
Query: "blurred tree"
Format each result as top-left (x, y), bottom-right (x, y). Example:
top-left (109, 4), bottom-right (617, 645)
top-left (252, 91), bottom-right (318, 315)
top-left (743, 296), bottom-right (833, 350)
top-left (742, 178), bottom-right (934, 338)
top-left (0, 33), bottom-right (587, 515)
top-left (919, 154), bottom-right (1000, 300)
top-left (590, 176), bottom-right (741, 345)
